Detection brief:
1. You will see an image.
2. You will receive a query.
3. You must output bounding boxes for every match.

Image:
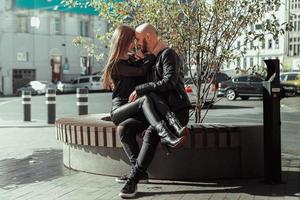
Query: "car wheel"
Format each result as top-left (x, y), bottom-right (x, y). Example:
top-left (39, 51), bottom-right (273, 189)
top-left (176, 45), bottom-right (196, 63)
top-left (225, 89), bottom-right (237, 101)
top-left (241, 96), bottom-right (249, 100)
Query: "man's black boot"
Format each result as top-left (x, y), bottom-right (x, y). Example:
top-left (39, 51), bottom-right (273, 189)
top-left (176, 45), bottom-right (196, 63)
top-left (115, 170), bottom-right (148, 183)
top-left (119, 178), bottom-right (138, 198)
top-left (119, 166), bottom-right (143, 198)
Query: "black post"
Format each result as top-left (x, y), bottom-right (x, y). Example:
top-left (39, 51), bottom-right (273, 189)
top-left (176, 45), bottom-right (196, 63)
top-left (46, 88), bottom-right (56, 124)
top-left (22, 90), bottom-right (31, 121)
top-left (263, 59), bottom-right (282, 184)
top-left (77, 88), bottom-right (88, 115)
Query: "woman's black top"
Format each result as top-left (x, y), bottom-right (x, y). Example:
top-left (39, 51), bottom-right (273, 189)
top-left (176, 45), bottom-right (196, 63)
top-left (111, 54), bottom-right (155, 112)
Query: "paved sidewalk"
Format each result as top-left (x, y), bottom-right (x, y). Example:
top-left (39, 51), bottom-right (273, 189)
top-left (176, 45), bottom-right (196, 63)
top-left (0, 122), bottom-right (299, 200)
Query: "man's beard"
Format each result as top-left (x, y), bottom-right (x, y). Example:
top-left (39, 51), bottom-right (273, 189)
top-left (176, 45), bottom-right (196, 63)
top-left (141, 39), bottom-right (148, 54)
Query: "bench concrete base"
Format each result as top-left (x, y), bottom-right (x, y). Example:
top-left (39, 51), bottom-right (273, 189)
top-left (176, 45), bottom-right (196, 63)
top-left (56, 114), bottom-right (264, 180)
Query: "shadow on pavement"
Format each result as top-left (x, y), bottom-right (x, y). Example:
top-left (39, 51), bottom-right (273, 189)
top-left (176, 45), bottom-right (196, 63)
top-left (0, 149), bottom-right (74, 189)
top-left (138, 171), bottom-right (300, 198)
top-left (210, 105), bottom-right (254, 109)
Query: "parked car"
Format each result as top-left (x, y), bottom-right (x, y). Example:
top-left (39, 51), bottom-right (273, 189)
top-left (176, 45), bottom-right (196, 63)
top-left (16, 84), bottom-right (39, 96)
top-left (57, 75), bottom-right (103, 93)
top-left (184, 72), bottom-right (230, 106)
top-left (184, 78), bottom-right (217, 107)
top-left (208, 72), bottom-right (230, 86)
top-left (217, 75), bottom-right (264, 100)
top-left (16, 81), bottom-right (56, 96)
top-left (280, 72), bottom-right (300, 93)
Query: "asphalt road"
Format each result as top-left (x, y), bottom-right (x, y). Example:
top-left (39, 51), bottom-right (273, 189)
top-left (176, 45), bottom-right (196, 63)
top-left (0, 93), bottom-right (299, 155)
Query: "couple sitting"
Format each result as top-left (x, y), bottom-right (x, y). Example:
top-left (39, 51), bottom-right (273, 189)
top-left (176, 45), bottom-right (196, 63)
top-left (102, 23), bottom-right (192, 198)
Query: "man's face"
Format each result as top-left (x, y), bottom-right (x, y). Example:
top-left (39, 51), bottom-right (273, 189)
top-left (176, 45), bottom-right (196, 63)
top-left (135, 32), bottom-right (148, 53)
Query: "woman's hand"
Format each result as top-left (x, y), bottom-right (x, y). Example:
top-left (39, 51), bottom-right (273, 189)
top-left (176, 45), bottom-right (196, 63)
top-left (129, 90), bottom-right (138, 102)
top-left (134, 49), bottom-right (145, 60)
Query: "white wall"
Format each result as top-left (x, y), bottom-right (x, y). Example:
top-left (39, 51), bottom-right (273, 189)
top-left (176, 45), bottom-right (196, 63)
top-left (0, 3), bottom-right (109, 95)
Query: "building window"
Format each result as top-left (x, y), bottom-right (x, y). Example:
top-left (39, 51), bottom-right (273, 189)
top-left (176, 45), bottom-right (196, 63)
top-left (237, 57), bottom-right (241, 68)
top-left (250, 41), bottom-right (254, 50)
top-left (268, 39), bottom-right (272, 49)
top-left (243, 58), bottom-right (247, 69)
top-left (50, 17), bottom-right (62, 35)
top-left (275, 39), bottom-right (279, 49)
top-left (261, 40), bottom-right (265, 49)
top-left (255, 24), bottom-right (263, 30)
top-left (17, 16), bottom-right (29, 33)
top-left (80, 56), bottom-right (91, 75)
top-left (80, 21), bottom-right (90, 37)
top-left (250, 57), bottom-right (254, 67)
top-left (54, 18), bottom-right (61, 35)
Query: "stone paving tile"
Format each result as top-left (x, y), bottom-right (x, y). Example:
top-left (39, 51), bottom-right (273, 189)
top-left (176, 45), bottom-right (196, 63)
top-left (0, 127), bottom-right (300, 200)
top-left (238, 193), bottom-right (255, 200)
top-left (209, 193), bottom-right (227, 200)
top-left (283, 197), bottom-right (300, 200)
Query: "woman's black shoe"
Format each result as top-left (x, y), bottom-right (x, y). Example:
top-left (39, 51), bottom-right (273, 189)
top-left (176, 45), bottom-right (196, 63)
top-left (166, 111), bottom-right (189, 137)
top-left (155, 121), bottom-right (186, 148)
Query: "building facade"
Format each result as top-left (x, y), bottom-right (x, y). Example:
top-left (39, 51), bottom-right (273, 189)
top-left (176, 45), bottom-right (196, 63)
top-left (224, 0), bottom-right (300, 75)
top-left (0, 0), bottom-right (108, 95)
top-left (285, 0), bottom-right (300, 70)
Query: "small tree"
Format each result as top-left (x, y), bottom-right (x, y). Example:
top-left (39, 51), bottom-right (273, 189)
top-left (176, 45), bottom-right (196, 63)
top-left (63, 0), bottom-right (291, 122)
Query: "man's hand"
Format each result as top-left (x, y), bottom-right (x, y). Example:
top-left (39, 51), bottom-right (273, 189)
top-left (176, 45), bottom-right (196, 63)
top-left (134, 49), bottom-right (145, 60)
top-left (129, 90), bottom-right (138, 102)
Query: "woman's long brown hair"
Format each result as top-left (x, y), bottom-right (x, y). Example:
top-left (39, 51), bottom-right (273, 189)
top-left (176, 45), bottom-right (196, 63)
top-left (102, 25), bottom-right (135, 90)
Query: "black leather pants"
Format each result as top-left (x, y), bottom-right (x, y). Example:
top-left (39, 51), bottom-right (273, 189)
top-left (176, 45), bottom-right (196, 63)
top-left (112, 93), bottom-right (189, 168)
top-left (111, 93), bottom-right (167, 165)
top-left (111, 93), bottom-right (165, 127)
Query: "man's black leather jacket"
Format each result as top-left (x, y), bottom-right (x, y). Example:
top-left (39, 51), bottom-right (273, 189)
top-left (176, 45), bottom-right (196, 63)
top-left (135, 48), bottom-right (191, 112)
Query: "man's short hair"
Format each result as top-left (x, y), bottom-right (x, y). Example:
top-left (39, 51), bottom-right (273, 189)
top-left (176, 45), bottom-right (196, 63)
top-left (136, 23), bottom-right (157, 36)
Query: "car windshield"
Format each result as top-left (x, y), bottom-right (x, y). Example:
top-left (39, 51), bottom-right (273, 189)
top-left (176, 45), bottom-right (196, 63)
top-left (235, 76), bottom-right (248, 82)
top-left (92, 76), bottom-right (100, 82)
top-left (287, 74), bottom-right (297, 81)
top-left (250, 76), bottom-right (263, 82)
top-left (280, 74), bottom-right (287, 81)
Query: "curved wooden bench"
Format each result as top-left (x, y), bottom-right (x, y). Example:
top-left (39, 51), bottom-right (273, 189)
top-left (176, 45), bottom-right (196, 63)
top-left (56, 114), bottom-right (264, 180)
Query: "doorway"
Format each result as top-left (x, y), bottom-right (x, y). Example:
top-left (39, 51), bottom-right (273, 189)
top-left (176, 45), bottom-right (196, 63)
top-left (50, 56), bottom-right (62, 83)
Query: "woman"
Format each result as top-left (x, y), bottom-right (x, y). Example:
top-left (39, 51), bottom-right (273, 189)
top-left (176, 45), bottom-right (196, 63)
top-left (102, 25), bottom-right (188, 148)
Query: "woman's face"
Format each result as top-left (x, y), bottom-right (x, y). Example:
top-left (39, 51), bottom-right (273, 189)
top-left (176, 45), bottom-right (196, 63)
top-left (127, 37), bottom-right (136, 54)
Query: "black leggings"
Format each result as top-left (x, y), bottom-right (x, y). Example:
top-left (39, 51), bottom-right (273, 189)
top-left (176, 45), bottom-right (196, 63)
top-left (111, 93), bottom-right (169, 127)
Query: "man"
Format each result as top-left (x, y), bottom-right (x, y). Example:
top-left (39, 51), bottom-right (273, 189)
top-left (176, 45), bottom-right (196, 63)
top-left (118, 23), bottom-right (191, 198)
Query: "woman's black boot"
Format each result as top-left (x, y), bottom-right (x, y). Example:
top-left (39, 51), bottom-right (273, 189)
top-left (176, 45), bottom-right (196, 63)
top-left (166, 112), bottom-right (189, 137)
top-left (155, 121), bottom-right (185, 148)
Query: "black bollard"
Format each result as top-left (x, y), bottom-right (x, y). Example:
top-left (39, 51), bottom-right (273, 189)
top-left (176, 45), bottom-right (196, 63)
top-left (46, 88), bottom-right (56, 124)
top-left (77, 88), bottom-right (88, 115)
top-left (22, 90), bottom-right (31, 121)
top-left (263, 59), bottom-right (282, 184)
